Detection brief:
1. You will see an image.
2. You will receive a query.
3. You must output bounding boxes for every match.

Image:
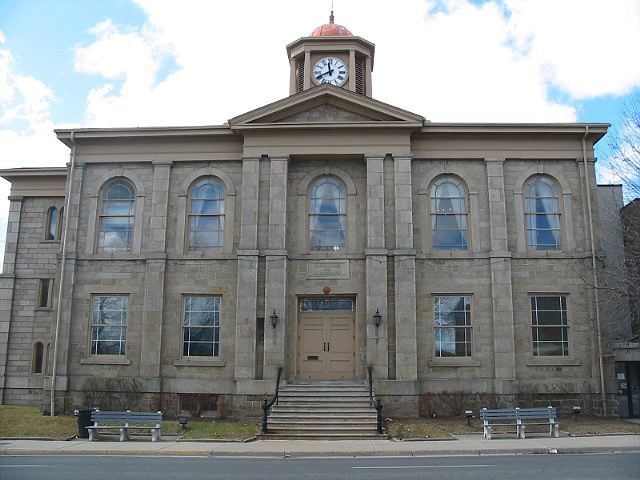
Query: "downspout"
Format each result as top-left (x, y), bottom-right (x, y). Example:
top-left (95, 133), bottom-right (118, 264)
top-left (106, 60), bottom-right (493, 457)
top-left (50, 131), bottom-right (76, 416)
top-left (582, 125), bottom-right (608, 416)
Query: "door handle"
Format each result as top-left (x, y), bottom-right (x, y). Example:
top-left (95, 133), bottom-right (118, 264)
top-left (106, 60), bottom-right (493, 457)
top-left (327, 342), bottom-right (330, 352)
top-left (323, 342), bottom-right (326, 352)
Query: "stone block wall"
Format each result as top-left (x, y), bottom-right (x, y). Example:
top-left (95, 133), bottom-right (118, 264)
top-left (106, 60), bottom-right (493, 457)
top-left (2, 196), bottom-right (63, 404)
top-left (0, 146), bottom-right (613, 418)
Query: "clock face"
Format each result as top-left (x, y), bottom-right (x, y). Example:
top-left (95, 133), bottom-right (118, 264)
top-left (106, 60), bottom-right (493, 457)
top-left (312, 57), bottom-right (348, 87)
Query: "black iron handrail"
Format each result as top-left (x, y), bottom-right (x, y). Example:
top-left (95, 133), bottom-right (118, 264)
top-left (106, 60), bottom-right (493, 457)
top-left (367, 365), bottom-right (384, 434)
top-left (261, 366), bottom-right (283, 434)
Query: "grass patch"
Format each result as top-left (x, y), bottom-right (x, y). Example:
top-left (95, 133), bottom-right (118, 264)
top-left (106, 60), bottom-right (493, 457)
top-left (0, 406), bottom-right (76, 439)
top-left (386, 418), bottom-right (480, 439)
top-left (561, 417), bottom-right (640, 435)
top-left (0, 406), bottom-right (259, 440)
top-left (175, 419), bottom-right (259, 440)
top-left (386, 416), bottom-right (640, 439)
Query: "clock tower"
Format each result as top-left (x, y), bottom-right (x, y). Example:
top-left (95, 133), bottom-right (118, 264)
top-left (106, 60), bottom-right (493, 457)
top-left (286, 11), bottom-right (374, 97)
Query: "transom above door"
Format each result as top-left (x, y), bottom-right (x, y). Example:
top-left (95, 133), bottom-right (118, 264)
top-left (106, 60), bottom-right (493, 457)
top-left (297, 297), bottom-right (355, 380)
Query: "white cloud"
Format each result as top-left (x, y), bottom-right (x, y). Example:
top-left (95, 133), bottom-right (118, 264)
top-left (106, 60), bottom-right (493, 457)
top-left (0, 30), bottom-right (69, 270)
top-left (373, 0), bottom-right (577, 121)
top-left (505, 0), bottom-right (640, 99)
top-left (1, 0), bottom-right (639, 261)
top-left (73, 0), bottom-right (639, 126)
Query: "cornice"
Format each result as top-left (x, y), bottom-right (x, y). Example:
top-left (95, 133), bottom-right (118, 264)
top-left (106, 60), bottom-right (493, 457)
top-left (55, 125), bottom-right (235, 147)
top-left (420, 123), bottom-right (610, 143)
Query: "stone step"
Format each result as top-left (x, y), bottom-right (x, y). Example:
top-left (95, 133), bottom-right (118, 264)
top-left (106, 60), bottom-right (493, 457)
top-left (276, 402), bottom-right (372, 408)
top-left (271, 406), bottom-right (376, 413)
top-left (277, 396), bottom-right (372, 402)
top-left (279, 388), bottom-right (369, 394)
top-left (286, 381), bottom-right (365, 386)
top-left (259, 433), bottom-right (388, 440)
top-left (268, 421), bottom-right (377, 427)
top-left (267, 425), bottom-right (379, 432)
top-left (269, 413), bottom-right (377, 420)
top-left (266, 381), bottom-right (380, 438)
top-left (278, 392), bottom-right (369, 398)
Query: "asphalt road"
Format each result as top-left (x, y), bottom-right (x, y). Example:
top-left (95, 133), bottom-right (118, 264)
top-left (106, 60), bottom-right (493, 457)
top-left (0, 452), bottom-right (639, 480)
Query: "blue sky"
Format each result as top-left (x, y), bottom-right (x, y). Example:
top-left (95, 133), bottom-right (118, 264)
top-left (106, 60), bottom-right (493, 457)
top-left (0, 0), bottom-right (146, 127)
top-left (1, 0), bottom-right (639, 259)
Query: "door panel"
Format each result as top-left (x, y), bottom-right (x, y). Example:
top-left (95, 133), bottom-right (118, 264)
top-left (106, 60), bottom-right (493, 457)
top-left (297, 304), bottom-right (355, 380)
top-left (299, 314), bottom-right (325, 377)
top-left (327, 315), bottom-right (354, 379)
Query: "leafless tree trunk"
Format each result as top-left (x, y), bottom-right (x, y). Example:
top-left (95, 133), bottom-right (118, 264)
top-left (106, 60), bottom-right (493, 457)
top-left (607, 89), bottom-right (640, 198)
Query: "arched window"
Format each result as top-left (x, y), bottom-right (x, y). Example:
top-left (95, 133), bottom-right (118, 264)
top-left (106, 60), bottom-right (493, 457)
top-left (45, 207), bottom-right (59, 240)
top-left (188, 177), bottom-right (225, 252)
top-left (98, 179), bottom-right (135, 252)
top-left (525, 176), bottom-right (562, 250)
top-left (309, 177), bottom-right (346, 252)
top-left (32, 342), bottom-right (44, 374)
top-left (431, 176), bottom-right (468, 250)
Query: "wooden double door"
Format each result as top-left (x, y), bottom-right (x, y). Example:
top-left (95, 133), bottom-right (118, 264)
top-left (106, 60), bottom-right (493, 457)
top-left (297, 304), bottom-right (355, 380)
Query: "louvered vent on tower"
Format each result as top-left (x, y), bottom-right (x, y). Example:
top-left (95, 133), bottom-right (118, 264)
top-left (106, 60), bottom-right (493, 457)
top-left (297, 58), bottom-right (305, 92)
top-left (355, 56), bottom-right (365, 95)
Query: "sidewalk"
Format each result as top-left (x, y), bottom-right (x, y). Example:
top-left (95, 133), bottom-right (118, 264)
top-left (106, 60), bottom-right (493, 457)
top-left (1, 434), bottom-right (639, 457)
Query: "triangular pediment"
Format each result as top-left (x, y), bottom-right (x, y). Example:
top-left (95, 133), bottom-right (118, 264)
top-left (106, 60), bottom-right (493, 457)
top-left (228, 85), bottom-right (424, 129)
top-left (276, 103), bottom-right (377, 123)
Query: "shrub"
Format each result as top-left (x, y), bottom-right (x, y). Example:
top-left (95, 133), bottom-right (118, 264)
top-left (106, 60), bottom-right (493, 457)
top-left (81, 377), bottom-right (143, 410)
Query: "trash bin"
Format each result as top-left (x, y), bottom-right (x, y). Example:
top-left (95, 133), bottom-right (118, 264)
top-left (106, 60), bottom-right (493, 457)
top-left (74, 408), bottom-right (95, 439)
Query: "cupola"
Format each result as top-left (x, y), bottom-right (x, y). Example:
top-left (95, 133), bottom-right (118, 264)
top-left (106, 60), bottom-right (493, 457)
top-left (286, 11), bottom-right (374, 97)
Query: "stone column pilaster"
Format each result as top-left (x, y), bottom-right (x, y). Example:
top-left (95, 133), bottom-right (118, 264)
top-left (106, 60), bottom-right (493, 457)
top-left (264, 156), bottom-right (288, 379)
top-left (365, 156), bottom-right (388, 377)
top-left (139, 161), bottom-right (171, 388)
top-left (0, 196), bottom-right (23, 403)
top-left (393, 155), bottom-right (417, 381)
top-left (485, 157), bottom-right (516, 387)
top-left (235, 158), bottom-right (260, 381)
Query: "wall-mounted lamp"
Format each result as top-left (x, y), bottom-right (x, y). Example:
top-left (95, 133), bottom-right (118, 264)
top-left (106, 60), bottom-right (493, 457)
top-left (373, 309), bottom-right (382, 329)
top-left (270, 310), bottom-right (279, 329)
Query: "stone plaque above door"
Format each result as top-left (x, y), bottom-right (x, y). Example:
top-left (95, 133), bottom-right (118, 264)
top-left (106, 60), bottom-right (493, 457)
top-left (306, 260), bottom-right (350, 279)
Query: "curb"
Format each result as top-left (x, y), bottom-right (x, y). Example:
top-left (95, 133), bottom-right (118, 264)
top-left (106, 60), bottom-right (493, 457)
top-left (2, 446), bottom-right (639, 458)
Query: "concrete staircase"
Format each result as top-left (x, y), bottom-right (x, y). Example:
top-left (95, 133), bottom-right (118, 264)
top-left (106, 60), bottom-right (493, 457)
top-left (260, 381), bottom-right (386, 439)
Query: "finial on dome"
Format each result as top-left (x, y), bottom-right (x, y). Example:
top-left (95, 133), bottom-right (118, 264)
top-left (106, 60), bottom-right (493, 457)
top-left (310, 3), bottom-right (352, 37)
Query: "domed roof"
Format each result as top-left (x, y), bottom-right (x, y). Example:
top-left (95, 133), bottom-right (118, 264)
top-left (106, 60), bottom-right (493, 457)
top-left (311, 11), bottom-right (353, 37)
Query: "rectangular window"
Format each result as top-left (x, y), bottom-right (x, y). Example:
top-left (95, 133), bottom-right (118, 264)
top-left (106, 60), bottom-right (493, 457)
top-left (183, 296), bottom-right (220, 357)
top-left (434, 296), bottom-right (472, 357)
top-left (91, 295), bottom-right (128, 355)
top-left (531, 296), bottom-right (568, 356)
top-left (37, 279), bottom-right (52, 308)
top-left (180, 393), bottom-right (219, 415)
top-left (300, 298), bottom-right (354, 312)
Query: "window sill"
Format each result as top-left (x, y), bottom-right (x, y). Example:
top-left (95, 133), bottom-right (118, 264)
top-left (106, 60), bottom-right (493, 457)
top-left (522, 250), bottom-right (568, 258)
top-left (80, 356), bottom-right (131, 365)
top-left (526, 357), bottom-right (581, 366)
top-left (173, 358), bottom-right (226, 367)
top-left (429, 358), bottom-right (480, 367)
top-left (40, 240), bottom-right (60, 244)
top-left (425, 250), bottom-right (473, 258)
top-left (34, 307), bottom-right (53, 312)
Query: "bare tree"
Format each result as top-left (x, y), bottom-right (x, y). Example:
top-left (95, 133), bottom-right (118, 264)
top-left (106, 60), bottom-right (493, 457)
top-left (621, 199), bottom-right (640, 336)
top-left (607, 89), bottom-right (640, 198)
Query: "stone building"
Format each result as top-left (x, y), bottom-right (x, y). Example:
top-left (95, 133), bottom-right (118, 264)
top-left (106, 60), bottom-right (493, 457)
top-left (614, 198), bottom-right (640, 417)
top-left (0, 15), bottom-right (626, 418)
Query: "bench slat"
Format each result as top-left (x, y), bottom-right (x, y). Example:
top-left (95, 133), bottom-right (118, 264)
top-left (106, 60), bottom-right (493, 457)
top-left (91, 411), bottom-right (162, 423)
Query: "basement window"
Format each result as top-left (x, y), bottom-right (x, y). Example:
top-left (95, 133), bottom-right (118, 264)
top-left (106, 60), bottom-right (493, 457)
top-left (180, 393), bottom-right (219, 416)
